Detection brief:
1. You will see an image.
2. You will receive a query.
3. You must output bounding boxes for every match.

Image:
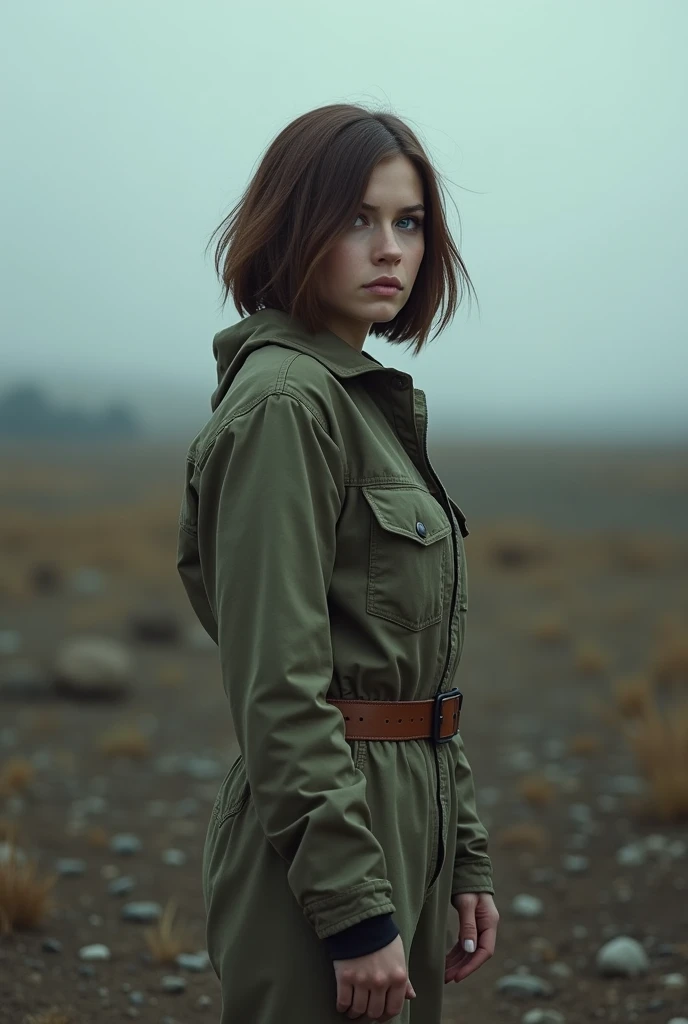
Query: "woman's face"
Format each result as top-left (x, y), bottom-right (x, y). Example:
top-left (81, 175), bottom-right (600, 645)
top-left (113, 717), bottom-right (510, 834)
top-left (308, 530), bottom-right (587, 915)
top-left (315, 154), bottom-right (426, 351)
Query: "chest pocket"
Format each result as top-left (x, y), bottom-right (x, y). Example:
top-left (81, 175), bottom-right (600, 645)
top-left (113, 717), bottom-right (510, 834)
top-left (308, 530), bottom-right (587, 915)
top-left (362, 485), bottom-right (452, 631)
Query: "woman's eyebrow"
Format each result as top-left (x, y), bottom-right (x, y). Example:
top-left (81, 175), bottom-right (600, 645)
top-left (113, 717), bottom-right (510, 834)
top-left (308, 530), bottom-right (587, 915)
top-left (361, 202), bottom-right (425, 214)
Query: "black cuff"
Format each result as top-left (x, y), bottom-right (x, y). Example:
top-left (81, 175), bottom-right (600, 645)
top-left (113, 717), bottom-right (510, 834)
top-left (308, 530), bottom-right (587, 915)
top-left (322, 912), bottom-right (399, 961)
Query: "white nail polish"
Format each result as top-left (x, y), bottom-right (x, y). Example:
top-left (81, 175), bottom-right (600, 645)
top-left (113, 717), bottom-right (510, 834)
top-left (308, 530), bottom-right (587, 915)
top-left (463, 939), bottom-right (475, 953)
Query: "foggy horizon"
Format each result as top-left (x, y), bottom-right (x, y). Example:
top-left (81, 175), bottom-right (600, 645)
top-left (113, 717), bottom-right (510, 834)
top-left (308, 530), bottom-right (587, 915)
top-left (3, 1), bottom-right (687, 443)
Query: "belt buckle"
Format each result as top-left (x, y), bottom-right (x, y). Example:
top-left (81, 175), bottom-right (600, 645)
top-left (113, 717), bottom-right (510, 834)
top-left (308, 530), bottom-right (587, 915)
top-left (432, 688), bottom-right (462, 744)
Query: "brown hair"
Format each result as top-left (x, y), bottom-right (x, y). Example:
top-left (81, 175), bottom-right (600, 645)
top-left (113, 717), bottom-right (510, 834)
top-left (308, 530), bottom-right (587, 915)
top-left (206, 103), bottom-right (476, 353)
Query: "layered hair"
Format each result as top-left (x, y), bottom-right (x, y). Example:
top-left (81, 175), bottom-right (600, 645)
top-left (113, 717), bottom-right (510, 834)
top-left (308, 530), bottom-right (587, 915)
top-left (206, 103), bottom-right (476, 353)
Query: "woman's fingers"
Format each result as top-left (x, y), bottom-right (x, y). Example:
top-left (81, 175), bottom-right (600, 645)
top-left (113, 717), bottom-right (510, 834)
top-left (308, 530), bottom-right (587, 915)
top-left (445, 925), bottom-right (498, 983)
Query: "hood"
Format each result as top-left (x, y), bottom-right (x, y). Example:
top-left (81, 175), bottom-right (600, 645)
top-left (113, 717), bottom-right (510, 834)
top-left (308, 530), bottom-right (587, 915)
top-left (210, 307), bottom-right (390, 412)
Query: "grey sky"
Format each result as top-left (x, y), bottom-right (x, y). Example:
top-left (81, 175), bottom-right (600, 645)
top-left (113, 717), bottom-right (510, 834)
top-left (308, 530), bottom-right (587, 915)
top-left (2, 0), bottom-right (686, 438)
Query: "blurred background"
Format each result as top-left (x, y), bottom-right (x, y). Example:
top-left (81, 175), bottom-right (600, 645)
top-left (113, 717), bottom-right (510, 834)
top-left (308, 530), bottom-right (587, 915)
top-left (1, 2), bottom-right (687, 1023)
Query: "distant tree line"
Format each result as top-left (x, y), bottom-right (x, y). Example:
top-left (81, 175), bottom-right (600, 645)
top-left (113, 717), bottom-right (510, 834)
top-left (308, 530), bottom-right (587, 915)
top-left (0, 384), bottom-right (141, 439)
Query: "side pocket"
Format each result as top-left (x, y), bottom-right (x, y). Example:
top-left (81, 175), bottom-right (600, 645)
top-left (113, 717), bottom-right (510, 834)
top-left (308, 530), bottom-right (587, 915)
top-left (212, 753), bottom-right (251, 827)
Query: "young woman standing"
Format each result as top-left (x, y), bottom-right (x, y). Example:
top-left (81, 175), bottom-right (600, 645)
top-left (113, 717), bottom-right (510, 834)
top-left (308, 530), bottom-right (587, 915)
top-left (177, 102), bottom-right (499, 1023)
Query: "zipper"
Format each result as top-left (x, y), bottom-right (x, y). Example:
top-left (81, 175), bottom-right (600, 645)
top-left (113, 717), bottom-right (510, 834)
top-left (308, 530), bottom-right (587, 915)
top-left (414, 387), bottom-right (460, 889)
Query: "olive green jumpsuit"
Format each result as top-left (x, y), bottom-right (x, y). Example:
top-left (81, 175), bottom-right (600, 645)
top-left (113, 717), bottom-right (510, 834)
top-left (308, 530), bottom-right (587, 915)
top-left (177, 308), bottom-right (495, 1022)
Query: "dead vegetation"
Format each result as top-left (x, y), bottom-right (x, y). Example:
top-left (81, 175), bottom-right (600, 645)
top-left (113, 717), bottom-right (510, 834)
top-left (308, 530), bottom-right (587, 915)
top-left (574, 642), bottom-right (611, 676)
top-left (97, 722), bottom-right (151, 758)
top-left (496, 822), bottom-right (551, 850)
top-left (0, 841), bottom-right (57, 934)
top-left (0, 755), bottom-right (36, 796)
top-left (605, 622), bottom-right (688, 820)
top-left (531, 615), bottom-right (569, 644)
top-left (143, 898), bottom-right (195, 962)
top-left (517, 775), bottom-right (557, 807)
top-left (22, 1009), bottom-right (73, 1024)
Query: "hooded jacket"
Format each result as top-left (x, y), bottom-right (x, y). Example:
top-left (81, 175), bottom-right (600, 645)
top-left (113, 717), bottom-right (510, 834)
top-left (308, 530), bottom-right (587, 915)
top-left (176, 307), bottom-right (494, 959)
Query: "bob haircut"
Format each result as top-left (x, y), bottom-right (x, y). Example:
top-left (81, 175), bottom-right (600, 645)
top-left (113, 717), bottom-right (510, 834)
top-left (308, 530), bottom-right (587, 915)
top-left (207, 103), bottom-right (476, 354)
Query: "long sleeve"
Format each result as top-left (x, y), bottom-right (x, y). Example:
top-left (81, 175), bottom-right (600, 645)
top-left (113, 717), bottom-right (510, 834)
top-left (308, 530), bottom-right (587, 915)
top-left (195, 392), bottom-right (397, 942)
top-left (451, 731), bottom-right (495, 896)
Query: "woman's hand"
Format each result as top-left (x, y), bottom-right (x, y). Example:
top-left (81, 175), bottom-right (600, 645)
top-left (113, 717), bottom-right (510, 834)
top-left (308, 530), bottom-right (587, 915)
top-left (445, 892), bottom-right (499, 984)
top-left (334, 933), bottom-right (415, 1021)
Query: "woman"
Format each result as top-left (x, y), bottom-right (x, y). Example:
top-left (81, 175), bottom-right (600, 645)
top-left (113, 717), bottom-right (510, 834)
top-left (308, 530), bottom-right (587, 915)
top-left (177, 102), bottom-right (499, 1023)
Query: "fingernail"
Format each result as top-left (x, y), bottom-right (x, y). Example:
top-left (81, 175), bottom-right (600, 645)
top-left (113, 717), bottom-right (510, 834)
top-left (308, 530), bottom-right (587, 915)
top-left (463, 939), bottom-right (475, 953)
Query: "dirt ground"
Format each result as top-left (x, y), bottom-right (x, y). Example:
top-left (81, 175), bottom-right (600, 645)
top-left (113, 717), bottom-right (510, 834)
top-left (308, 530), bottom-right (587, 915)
top-left (0, 437), bottom-right (687, 1024)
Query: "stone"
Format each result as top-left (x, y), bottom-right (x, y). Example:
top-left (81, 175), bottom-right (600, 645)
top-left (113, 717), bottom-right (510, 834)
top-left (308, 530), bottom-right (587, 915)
top-left (496, 974), bottom-right (554, 998)
top-left (55, 858), bottom-right (87, 877)
top-left (162, 849), bottom-right (187, 867)
top-left (512, 894), bottom-right (544, 918)
top-left (660, 973), bottom-right (685, 988)
top-left (128, 607), bottom-right (181, 644)
top-left (616, 842), bottom-right (646, 867)
top-left (176, 951), bottom-right (210, 972)
top-left (562, 855), bottom-right (589, 873)
top-left (521, 1011), bottom-right (566, 1024)
top-left (595, 936), bottom-right (649, 977)
top-left (161, 975), bottom-right (186, 993)
top-left (30, 562), bottom-right (62, 592)
top-left (108, 875), bottom-right (136, 896)
top-left (121, 901), bottom-right (162, 923)
top-left (53, 636), bottom-right (132, 700)
top-left (0, 842), bottom-right (27, 865)
top-left (79, 943), bottom-right (111, 961)
top-left (69, 567), bottom-right (107, 595)
top-left (110, 834), bottom-right (142, 855)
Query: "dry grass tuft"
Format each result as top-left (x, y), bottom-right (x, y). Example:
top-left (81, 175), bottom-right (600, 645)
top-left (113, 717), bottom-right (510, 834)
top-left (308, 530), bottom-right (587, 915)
top-left (155, 660), bottom-right (185, 688)
top-left (621, 698), bottom-right (688, 821)
top-left (481, 524), bottom-right (550, 573)
top-left (143, 898), bottom-right (195, 962)
top-left (649, 617), bottom-right (688, 689)
top-left (0, 818), bottom-right (21, 844)
top-left (97, 723), bottom-right (150, 759)
top-left (612, 675), bottom-right (655, 719)
top-left (568, 732), bottom-right (603, 756)
top-left (22, 1008), bottom-right (73, 1024)
top-left (517, 775), bottom-right (556, 807)
top-left (496, 823), bottom-right (551, 850)
top-left (0, 756), bottom-right (36, 796)
top-left (84, 825), bottom-right (109, 848)
top-left (574, 642), bottom-right (611, 676)
top-left (531, 616), bottom-right (569, 644)
top-left (607, 536), bottom-right (666, 572)
top-left (25, 710), bottom-right (62, 737)
top-left (0, 843), bottom-right (57, 934)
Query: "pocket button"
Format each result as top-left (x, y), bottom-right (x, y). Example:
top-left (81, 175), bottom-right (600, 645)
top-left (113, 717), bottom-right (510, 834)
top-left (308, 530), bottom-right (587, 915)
top-left (416, 521), bottom-right (427, 538)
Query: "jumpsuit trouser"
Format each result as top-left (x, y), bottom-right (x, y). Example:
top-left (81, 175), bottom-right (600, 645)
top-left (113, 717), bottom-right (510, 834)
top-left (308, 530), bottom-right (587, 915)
top-left (203, 735), bottom-right (459, 1024)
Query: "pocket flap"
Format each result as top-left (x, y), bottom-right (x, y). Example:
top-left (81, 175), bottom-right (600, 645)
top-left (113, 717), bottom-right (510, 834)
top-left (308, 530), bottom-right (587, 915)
top-left (362, 486), bottom-right (451, 545)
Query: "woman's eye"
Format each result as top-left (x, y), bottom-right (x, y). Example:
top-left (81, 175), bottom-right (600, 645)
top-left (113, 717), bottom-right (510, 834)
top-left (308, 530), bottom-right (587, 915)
top-left (354, 214), bottom-right (422, 230)
top-left (398, 216), bottom-right (420, 230)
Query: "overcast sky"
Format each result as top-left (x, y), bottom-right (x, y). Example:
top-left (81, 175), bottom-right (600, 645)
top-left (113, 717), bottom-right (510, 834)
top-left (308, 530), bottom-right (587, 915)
top-left (2, 0), bottom-right (686, 439)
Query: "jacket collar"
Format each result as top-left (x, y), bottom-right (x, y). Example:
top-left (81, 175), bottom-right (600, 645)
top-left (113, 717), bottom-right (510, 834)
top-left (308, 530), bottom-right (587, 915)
top-left (211, 307), bottom-right (414, 411)
top-left (233, 308), bottom-right (389, 379)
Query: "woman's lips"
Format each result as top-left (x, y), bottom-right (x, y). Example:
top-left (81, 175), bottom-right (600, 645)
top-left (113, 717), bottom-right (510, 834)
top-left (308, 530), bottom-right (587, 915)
top-left (363, 285), bottom-right (400, 296)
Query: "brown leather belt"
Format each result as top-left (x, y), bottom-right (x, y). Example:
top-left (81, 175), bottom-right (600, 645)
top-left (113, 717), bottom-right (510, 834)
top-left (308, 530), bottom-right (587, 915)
top-left (326, 688), bottom-right (463, 743)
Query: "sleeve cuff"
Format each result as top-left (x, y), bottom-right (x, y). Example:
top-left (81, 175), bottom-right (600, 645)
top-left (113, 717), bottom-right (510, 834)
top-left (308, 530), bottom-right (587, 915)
top-left (322, 912), bottom-right (399, 961)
